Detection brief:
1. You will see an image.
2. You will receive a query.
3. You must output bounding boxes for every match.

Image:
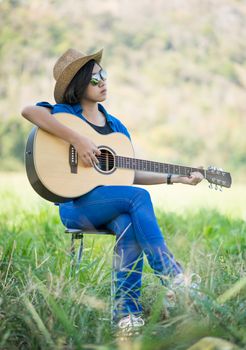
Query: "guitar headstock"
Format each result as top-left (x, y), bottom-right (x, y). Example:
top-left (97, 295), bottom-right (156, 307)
top-left (205, 166), bottom-right (232, 190)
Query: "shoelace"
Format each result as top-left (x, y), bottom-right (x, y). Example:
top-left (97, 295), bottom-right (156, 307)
top-left (118, 315), bottom-right (145, 329)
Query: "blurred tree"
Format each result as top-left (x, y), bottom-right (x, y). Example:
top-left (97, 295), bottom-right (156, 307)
top-left (0, 0), bottom-right (245, 179)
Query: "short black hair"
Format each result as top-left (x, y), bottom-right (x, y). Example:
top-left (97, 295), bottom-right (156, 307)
top-left (63, 59), bottom-right (97, 104)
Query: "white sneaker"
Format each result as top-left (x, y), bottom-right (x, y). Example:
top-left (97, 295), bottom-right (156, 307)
top-left (171, 272), bottom-right (201, 289)
top-left (117, 314), bottom-right (145, 336)
top-left (164, 273), bottom-right (202, 308)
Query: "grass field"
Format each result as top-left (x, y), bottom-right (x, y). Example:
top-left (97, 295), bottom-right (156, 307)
top-left (0, 172), bottom-right (246, 349)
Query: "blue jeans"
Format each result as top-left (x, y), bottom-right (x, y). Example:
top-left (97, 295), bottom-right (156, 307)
top-left (59, 186), bottom-right (183, 320)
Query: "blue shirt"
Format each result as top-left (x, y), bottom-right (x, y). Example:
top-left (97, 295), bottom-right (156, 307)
top-left (36, 101), bottom-right (131, 140)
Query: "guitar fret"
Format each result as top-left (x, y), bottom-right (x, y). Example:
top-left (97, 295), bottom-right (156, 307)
top-left (179, 167), bottom-right (185, 176)
top-left (147, 160), bottom-right (151, 171)
top-left (143, 160), bottom-right (146, 171)
top-left (126, 157), bottom-right (130, 168)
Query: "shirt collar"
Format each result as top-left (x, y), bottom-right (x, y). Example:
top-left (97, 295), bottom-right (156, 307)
top-left (73, 103), bottom-right (113, 124)
top-left (73, 103), bottom-right (83, 115)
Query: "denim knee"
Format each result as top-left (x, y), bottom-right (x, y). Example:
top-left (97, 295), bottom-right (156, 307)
top-left (130, 187), bottom-right (152, 208)
top-left (107, 213), bottom-right (132, 236)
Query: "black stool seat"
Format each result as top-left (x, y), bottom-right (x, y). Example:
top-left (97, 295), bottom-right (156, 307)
top-left (65, 227), bottom-right (115, 235)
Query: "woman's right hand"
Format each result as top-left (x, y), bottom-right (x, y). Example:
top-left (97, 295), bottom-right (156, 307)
top-left (73, 134), bottom-right (101, 167)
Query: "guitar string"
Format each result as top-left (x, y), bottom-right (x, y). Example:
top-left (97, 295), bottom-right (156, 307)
top-left (74, 155), bottom-right (227, 185)
top-left (73, 149), bottom-right (226, 177)
top-left (95, 155), bottom-right (206, 172)
top-left (96, 156), bottom-right (202, 170)
top-left (92, 157), bottom-right (206, 176)
top-left (77, 154), bottom-right (224, 177)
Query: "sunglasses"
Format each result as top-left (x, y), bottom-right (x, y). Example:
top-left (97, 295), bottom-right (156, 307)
top-left (90, 69), bottom-right (107, 86)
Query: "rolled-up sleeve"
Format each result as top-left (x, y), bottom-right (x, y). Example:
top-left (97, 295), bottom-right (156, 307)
top-left (36, 101), bottom-right (54, 112)
top-left (36, 101), bottom-right (75, 115)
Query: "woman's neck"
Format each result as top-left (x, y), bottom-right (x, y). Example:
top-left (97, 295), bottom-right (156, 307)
top-left (80, 100), bottom-right (105, 126)
top-left (81, 100), bottom-right (98, 119)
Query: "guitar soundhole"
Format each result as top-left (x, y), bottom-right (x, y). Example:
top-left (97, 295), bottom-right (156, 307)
top-left (94, 146), bottom-right (116, 174)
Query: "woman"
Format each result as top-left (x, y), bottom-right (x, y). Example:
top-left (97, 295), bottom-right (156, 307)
top-left (22, 48), bottom-right (203, 332)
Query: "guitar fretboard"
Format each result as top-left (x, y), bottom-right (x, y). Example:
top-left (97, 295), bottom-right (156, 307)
top-left (115, 156), bottom-right (205, 177)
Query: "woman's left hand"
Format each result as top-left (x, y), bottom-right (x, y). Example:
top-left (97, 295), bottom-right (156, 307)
top-left (174, 171), bottom-right (204, 185)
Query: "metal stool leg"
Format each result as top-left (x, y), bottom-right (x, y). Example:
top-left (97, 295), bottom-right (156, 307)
top-left (76, 236), bottom-right (84, 271)
top-left (111, 241), bottom-right (117, 324)
top-left (65, 229), bottom-right (84, 274)
top-left (70, 234), bottom-right (76, 271)
top-left (70, 234), bottom-right (75, 257)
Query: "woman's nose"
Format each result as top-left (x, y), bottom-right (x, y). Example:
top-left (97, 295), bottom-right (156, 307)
top-left (98, 80), bottom-right (107, 88)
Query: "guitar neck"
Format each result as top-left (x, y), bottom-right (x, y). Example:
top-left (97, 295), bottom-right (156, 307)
top-left (115, 156), bottom-right (205, 177)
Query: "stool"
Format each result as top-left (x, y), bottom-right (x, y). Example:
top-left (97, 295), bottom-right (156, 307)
top-left (65, 227), bottom-right (117, 322)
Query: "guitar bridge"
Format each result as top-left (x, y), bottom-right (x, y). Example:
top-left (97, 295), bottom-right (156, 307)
top-left (69, 145), bottom-right (78, 174)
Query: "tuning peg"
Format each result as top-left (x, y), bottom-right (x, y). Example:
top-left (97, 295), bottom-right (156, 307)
top-left (219, 186), bottom-right (222, 191)
top-left (209, 183), bottom-right (213, 189)
top-left (208, 166), bottom-right (216, 172)
top-left (215, 184), bottom-right (218, 190)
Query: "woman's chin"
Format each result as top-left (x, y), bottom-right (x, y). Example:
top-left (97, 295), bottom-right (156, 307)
top-left (98, 95), bottom-right (107, 102)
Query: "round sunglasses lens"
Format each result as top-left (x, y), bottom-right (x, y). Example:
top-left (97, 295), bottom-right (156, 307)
top-left (90, 78), bottom-right (99, 86)
top-left (100, 70), bottom-right (107, 80)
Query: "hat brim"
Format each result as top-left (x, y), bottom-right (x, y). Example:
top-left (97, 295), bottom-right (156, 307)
top-left (54, 49), bottom-right (103, 103)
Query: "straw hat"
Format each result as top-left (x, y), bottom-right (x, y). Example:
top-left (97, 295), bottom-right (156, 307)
top-left (53, 48), bottom-right (103, 103)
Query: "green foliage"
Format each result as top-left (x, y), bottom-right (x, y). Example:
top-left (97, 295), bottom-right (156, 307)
top-left (1, 0), bottom-right (246, 179)
top-left (0, 188), bottom-right (246, 349)
top-left (0, 118), bottom-right (32, 171)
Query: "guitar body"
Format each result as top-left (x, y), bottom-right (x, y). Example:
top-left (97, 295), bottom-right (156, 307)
top-left (25, 113), bottom-right (135, 202)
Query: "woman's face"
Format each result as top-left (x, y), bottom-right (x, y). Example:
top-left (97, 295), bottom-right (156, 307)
top-left (82, 63), bottom-right (107, 103)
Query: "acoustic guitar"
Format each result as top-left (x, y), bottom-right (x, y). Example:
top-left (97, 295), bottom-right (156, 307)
top-left (25, 113), bottom-right (232, 203)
